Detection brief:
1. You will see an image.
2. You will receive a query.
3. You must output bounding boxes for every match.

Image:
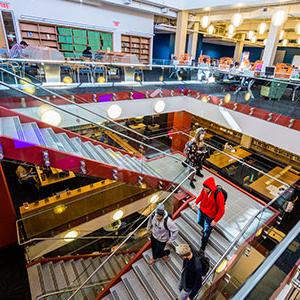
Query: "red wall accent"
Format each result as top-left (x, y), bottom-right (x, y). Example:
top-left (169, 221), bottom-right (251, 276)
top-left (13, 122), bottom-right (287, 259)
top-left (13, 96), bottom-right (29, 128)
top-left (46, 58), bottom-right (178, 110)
top-left (171, 111), bottom-right (192, 152)
top-left (0, 164), bottom-right (17, 248)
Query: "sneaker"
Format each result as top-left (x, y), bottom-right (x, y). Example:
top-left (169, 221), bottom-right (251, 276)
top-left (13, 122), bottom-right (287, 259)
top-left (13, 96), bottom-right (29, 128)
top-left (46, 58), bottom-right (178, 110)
top-left (192, 178), bottom-right (197, 182)
top-left (190, 181), bottom-right (196, 189)
top-left (181, 162), bottom-right (187, 168)
top-left (196, 170), bottom-right (204, 177)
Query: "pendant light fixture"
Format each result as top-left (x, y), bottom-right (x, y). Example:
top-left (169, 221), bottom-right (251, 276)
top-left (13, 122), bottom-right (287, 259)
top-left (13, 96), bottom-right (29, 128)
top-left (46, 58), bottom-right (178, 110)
top-left (201, 15), bottom-right (210, 28)
top-left (228, 24), bottom-right (235, 35)
top-left (258, 22), bottom-right (267, 35)
top-left (295, 22), bottom-right (300, 35)
top-left (247, 31), bottom-right (255, 40)
top-left (231, 13), bottom-right (243, 27)
top-left (282, 39), bottom-right (288, 46)
top-left (279, 29), bottom-right (285, 40)
top-left (207, 24), bottom-right (214, 35)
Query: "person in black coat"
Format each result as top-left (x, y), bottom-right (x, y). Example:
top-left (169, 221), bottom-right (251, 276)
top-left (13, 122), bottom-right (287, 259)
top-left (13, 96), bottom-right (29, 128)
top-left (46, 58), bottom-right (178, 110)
top-left (82, 46), bottom-right (92, 58)
top-left (176, 244), bottom-right (203, 300)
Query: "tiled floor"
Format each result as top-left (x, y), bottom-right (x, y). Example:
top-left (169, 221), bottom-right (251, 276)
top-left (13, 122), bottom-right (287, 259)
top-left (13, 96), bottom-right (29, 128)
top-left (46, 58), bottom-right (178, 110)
top-left (147, 153), bottom-right (275, 244)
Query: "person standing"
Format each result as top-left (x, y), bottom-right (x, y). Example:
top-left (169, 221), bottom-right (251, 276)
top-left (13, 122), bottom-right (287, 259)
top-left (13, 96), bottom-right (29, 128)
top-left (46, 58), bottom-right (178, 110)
top-left (182, 127), bottom-right (208, 189)
top-left (176, 243), bottom-right (203, 300)
top-left (147, 203), bottom-right (178, 265)
top-left (192, 177), bottom-right (225, 251)
top-left (82, 46), bottom-right (92, 58)
top-left (9, 40), bottom-right (28, 58)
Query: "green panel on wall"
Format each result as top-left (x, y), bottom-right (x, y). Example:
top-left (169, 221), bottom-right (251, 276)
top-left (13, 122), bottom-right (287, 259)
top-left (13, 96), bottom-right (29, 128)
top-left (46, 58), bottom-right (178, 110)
top-left (73, 29), bottom-right (86, 37)
top-left (57, 27), bottom-right (72, 35)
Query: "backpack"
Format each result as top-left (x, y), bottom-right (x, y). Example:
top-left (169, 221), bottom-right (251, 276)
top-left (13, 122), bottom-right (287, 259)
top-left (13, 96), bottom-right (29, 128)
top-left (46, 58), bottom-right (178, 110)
top-left (150, 213), bottom-right (170, 233)
top-left (196, 252), bottom-right (210, 277)
top-left (214, 185), bottom-right (228, 205)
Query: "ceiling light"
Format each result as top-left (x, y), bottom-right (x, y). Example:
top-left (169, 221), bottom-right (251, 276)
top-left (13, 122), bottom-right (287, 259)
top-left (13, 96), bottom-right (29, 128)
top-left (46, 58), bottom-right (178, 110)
top-left (272, 10), bottom-right (287, 27)
top-left (207, 24), bottom-right (214, 35)
top-left (224, 94), bottom-right (231, 103)
top-left (231, 13), bottom-right (243, 27)
top-left (150, 194), bottom-right (159, 204)
top-left (64, 230), bottom-right (79, 242)
top-left (263, 39), bottom-right (268, 46)
top-left (41, 110), bottom-right (62, 126)
top-left (282, 39), bottom-right (288, 46)
top-left (112, 209), bottom-right (124, 221)
top-left (228, 24), bottom-right (235, 35)
top-left (279, 30), bottom-right (285, 40)
top-left (154, 100), bottom-right (166, 113)
top-left (207, 76), bottom-right (215, 83)
top-left (247, 31), bottom-right (255, 40)
top-left (107, 104), bottom-right (122, 119)
top-left (216, 259), bottom-right (228, 273)
top-left (251, 36), bottom-right (257, 43)
top-left (295, 23), bottom-right (300, 35)
top-left (201, 16), bottom-right (210, 29)
top-left (258, 22), bottom-right (267, 35)
top-left (53, 205), bottom-right (67, 214)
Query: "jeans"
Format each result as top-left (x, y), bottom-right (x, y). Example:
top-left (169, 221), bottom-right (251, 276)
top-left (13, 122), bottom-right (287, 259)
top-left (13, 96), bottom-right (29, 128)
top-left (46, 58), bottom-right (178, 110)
top-left (197, 209), bottom-right (213, 251)
top-left (178, 288), bottom-right (192, 300)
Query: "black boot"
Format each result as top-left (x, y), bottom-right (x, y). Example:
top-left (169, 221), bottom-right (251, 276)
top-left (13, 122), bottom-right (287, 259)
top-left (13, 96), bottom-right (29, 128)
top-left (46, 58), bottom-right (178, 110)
top-left (190, 181), bottom-right (196, 189)
top-left (196, 169), bottom-right (204, 177)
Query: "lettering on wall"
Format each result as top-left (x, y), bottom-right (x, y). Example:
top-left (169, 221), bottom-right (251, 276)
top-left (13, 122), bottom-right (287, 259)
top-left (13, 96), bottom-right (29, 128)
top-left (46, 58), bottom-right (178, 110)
top-left (113, 21), bottom-right (120, 27)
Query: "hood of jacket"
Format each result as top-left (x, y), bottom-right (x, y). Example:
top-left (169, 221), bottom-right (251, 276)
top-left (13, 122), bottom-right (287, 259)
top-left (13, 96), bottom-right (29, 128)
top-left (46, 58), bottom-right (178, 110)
top-left (202, 177), bottom-right (217, 192)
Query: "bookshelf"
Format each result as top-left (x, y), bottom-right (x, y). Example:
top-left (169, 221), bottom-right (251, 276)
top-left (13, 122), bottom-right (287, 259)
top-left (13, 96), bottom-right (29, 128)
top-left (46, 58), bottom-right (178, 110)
top-left (121, 34), bottom-right (150, 64)
top-left (20, 21), bottom-right (58, 49)
top-left (19, 21), bottom-right (113, 58)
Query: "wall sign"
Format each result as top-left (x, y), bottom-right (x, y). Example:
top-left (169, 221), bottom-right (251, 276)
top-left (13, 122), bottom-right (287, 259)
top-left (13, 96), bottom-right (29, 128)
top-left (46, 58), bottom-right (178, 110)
top-left (113, 21), bottom-right (120, 27)
top-left (0, 1), bottom-right (10, 9)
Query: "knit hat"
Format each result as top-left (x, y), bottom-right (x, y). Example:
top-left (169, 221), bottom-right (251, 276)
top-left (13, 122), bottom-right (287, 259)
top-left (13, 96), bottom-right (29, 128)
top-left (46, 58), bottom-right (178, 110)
top-left (155, 203), bottom-right (165, 216)
top-left (175, 244), bottom-right (191, 256)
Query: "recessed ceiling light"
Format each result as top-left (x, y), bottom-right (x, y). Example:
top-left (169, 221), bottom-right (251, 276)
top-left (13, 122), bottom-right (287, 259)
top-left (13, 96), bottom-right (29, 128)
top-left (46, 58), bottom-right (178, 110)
top-left (64, 230), bottom-right (79, 242)
top-left (41, 110), bottom-right (62, 126)
top-left (154, 100), bottom-right (166, 113)
top-left (113, 209), bottom-right (124, 220)
top-left (107, 104), bottom-right (122, 119)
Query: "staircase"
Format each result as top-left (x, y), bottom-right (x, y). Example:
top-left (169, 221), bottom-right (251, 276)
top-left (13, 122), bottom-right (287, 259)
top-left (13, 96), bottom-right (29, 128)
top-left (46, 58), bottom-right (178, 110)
top-left (0, 115), bottom-right (169, 188)
top-left (101, 204), bottom-right (234, 300)
top-left (27, 252), bottom-right (136, 300)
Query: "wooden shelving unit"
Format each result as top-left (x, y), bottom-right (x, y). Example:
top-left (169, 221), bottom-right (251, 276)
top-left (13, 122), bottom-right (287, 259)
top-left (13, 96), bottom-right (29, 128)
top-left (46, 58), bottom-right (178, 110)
top-left (121, 34), bottom-right (150, 64)
top-left (20, 21), bottom-right (58, 49)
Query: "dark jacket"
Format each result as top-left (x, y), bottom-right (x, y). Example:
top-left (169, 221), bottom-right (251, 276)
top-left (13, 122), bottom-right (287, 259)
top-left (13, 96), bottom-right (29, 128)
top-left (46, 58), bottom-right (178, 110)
top-left (180, 250), bottom-right (203, 299)
top-left (195, 177), bottom-right (225, 223)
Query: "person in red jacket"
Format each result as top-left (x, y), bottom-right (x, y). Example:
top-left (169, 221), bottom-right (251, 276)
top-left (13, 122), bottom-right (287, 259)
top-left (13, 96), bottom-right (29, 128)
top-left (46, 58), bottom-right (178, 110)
top-left (192, 177), bottom-right (225, 251)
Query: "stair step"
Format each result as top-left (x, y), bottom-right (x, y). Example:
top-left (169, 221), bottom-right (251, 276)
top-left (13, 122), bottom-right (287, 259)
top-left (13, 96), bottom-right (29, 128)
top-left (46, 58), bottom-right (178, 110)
top-left (70, 137), bottom-right (90, 158)
top-left (21, 123), bottom-right (46, 146)
top-left (143, 250), bottom-right (178, 298)
top-left (81, 258), bottom-right (99, 284)
top-left (1, 116), bottom-right (26, 140)
top-left (94, 145), bottom-right (117, 165)
top-left (114, 254), bottom-right (126, 270)
top-left (181, 208), bottom-right (231, 254)
top-left (45, 128), bottom-right (65, 152)
top-left (111, 281), bottom-right (132, 300)
top-left (72, 259), bottom-right (90, 285)
top-left (175, 217), bottom-right (221, 266)
top-left (102, 294), bottom-right (114, 300)
top-left (85, 141), bottom-right (107, 163)
top-left (92, 256), bottom-right (111, 283)
top-left (59, 133), bottom-right (82, 156)
top-left (165, 251), bottom-right (182, 279)
top-left (121, 269), bottom-right (151, 300)
top-left (27, 264), bottom-right (43, 299)
top-left (52, 261), bottom-right (68, 290)
top-left (40, 128), bottom-right (59, 150)
top-left (132, 258), bottom-right (172, 300)
top-left (61, 260), bottom-right (78, 285)
top-left (56, 133), bottom-right (77, 154)
top-left (102, 255), bottom-right (117, 278)
top-left (41, 262), bottom-right (57, 292)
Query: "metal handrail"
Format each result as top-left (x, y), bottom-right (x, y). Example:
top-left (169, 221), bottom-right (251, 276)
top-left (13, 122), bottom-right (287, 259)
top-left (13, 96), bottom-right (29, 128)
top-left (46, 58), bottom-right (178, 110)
top-left (1, 68), bottom-right (292, 188)
top-left (66, 175), bottom-right (191, 300)
top-left (193, 191), bottom-right (285, 300)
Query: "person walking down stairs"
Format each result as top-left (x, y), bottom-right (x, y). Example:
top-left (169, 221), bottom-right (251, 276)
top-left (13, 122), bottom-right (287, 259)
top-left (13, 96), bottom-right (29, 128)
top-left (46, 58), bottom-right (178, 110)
top-left (147, 203), bottom-right (179, 265)
top-left (192, 177), bottom-right (226, 251)
top-left (176, 243), bottom-right (203, 300)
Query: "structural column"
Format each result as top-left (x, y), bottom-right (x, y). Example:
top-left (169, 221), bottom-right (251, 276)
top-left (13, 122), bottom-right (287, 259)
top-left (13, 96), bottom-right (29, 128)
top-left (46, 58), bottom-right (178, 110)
top-left (262, 22), bottom-right (283, 70)
top-left (187, 22), bottom-right (200, 60)
top-left (233, 33), bottom-right (245, 62)
top-left (174, 11), bottom-right (189, 58)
